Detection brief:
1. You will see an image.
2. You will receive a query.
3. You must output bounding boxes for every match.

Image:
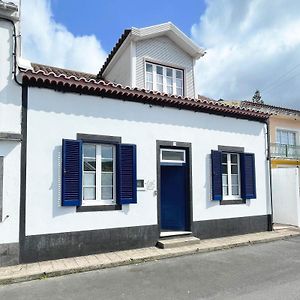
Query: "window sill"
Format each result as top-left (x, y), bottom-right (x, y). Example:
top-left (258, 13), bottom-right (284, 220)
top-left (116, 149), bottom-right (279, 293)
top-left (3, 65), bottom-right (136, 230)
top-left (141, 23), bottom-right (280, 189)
top-left (220, 199), bottom-right (246, 205)
top-left (76, 204), bottom-right (122, 212)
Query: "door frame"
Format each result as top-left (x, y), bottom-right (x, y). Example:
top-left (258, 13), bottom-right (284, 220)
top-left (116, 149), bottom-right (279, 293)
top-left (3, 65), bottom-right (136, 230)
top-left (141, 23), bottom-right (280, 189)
top-left (156, 140), bottom-right (193, 233)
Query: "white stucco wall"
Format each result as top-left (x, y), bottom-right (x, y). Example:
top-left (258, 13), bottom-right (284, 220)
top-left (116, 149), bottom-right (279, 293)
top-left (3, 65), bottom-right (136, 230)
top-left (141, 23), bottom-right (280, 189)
top-left (25, 87), bottom-right (270, 236)
top-left (135, 36), bottom-right (195, 98)
top-left (0, 20), bottom-right (21, 134)
top-left (0, 141), bottom-right (20, 243)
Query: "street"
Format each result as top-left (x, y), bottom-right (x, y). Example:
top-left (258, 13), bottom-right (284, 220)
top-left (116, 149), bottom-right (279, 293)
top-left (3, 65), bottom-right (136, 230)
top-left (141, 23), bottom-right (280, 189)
top-left (1, 236), bottom-right (300, 299)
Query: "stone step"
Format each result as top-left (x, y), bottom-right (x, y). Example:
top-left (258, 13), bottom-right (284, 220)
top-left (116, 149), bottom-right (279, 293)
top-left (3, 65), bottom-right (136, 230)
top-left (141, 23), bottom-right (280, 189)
top-left (156, 236), bottom-right (200, 249)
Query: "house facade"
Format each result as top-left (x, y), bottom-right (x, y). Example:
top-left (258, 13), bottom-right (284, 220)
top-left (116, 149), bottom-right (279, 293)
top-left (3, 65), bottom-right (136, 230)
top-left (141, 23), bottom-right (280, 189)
top-left (0, 2), bottom-right (272, 266)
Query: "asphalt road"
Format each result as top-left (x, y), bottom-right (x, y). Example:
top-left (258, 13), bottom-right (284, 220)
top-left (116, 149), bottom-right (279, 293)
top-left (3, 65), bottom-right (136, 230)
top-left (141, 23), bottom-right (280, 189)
top-left (2, 236), bottom-right (300, 300)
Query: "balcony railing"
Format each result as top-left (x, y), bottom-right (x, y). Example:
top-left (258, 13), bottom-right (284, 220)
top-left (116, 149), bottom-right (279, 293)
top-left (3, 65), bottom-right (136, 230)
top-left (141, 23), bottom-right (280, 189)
top-left (270, 143), bottom-right (300, 159)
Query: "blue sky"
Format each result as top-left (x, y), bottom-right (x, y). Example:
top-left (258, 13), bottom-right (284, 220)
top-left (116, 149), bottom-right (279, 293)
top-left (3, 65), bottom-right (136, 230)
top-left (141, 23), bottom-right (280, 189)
top-left (51, 0), bottom-right (206, 52)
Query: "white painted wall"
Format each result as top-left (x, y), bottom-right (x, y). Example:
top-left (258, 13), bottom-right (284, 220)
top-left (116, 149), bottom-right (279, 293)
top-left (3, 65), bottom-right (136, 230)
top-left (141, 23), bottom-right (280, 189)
top-left (136, 36), bottom-right (195, 98)
top-left (25, 87), bottom-right (270, 236)
top-left (105, 42), bottom-right (132, 87)
top-left (0, 141), bottom-right (20, 243)
top-left (0, 20), bottom-right (21, 134)
top-left (272, 168), bottom-right (300, 226)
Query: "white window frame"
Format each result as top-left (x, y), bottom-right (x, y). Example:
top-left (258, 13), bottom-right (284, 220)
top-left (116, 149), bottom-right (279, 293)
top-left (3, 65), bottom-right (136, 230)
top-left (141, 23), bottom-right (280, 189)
top-left (82, 143), bottom-right (116, 206)
top-left (276, 129), bottom-right (297, 146)
top-left (145, 62), bottom-right (184, 96)
top-left (160, 148), bottom-right (186, 164)
top-left (222, 153), bottom-right (241, 201)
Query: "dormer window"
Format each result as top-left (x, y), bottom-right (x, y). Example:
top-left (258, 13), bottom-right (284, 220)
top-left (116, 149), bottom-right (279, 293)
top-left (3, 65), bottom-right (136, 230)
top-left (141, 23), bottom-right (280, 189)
top-left (145, 62), bottom-right (184, 96)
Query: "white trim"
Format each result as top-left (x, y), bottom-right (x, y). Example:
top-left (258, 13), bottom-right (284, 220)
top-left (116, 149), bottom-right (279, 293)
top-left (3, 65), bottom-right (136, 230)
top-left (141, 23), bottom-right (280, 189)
top-left (130, 41), bottom-right (136, 87)
top-left (160, 148), bottom-right (186, 164)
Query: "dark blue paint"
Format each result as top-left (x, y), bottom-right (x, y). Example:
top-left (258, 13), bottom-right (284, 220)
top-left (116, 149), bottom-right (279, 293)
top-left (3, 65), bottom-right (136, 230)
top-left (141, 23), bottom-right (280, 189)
top-left (240, 152), bottom-right (256, 199)
top-left (211, 150), bottom-right (223, 201)
top-left (160, 165), bottom-right (188, 231)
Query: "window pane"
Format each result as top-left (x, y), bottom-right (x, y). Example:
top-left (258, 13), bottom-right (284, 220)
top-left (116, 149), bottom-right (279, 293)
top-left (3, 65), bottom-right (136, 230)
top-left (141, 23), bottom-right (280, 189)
top-left (167, 77), bottom-right (172, 86)
top-left (83, 144), bottom-right (96, 158)
top-left (166, 68), bottom-right (173, 77)
top-left (146, 82), bottom-right (153, 90)
top-left (222, 174), bottom-right (228, 185)
top-left (146, 63), bottom-right (152, 72)
top-left (146, 73), bottom-right (153, 83)
top-left (162, 150), bottom-right (184, 161)
top-left (83, 173), bottom-right (95, 186)
top-left (231, 174), bottom-right (239, 185)
top-left (167, 86), bottom-right (173, 94)
top-left (231, 165), bottom-right (238, 174)
top-left (101, 173), bottom-right (113, 185)
top-left (222, 164), bottom-right (228, 174)
top-left (157, 74), bottom-right (163, 84)
top-left (176, 78), bottom-right (183, 88)
top-left (232, 186), bottom-right (239, 195)
top-left (176, 70), bottom-right (183, 79)
top-left (288, 132), bottom-right (296, 145)
top-left (222, 154), bottom-right (227, 163)
top-left (84, 159), bottom-right (96, 171)
top-left (83, 187), bottom-right (96, 200)
top-left (101, 145), bottom-right (113, 159)
top-left (231, 154), bottom-right (238, 163)
top-left (157, 84), bottom-right (163, 92)
top-left (223, 186), bottom-right (229, 196)
top-left (156, 65), bottom-right (163, 75)
top-left (102, 187), bottom-right (113, 200)
top-left (176, 88), bottom-right (183, 96)
top-left (102, 160), bottom-right (113, 172)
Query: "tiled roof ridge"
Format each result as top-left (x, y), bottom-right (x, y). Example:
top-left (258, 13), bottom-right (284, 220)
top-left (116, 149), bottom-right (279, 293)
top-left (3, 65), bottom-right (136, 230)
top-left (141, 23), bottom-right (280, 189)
top-left (242, 100), bottom-right (300, 115)
top-left (20, 63), bottom-right (269, 122)
top-left (97, 29), bottom-right (132, 78)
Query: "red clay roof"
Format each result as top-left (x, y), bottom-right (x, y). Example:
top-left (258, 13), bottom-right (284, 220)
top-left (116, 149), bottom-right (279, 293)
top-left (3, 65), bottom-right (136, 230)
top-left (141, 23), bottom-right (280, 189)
top-left (21, 63), bottom-right (269, 123)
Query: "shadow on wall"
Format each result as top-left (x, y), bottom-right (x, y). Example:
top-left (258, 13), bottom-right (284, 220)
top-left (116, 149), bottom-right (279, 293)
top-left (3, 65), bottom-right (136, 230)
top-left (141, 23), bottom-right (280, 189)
top-left (28, 89), bottom-right (263, 137)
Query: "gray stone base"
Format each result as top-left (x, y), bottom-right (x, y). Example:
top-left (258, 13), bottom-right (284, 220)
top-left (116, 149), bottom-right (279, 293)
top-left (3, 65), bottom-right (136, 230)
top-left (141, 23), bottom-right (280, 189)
top-left (21, 225), bottom-right (159, 264)
top-left (192, 215), bottom-right (272, 239)
top-left (0, 243), bottom-right (19, 267)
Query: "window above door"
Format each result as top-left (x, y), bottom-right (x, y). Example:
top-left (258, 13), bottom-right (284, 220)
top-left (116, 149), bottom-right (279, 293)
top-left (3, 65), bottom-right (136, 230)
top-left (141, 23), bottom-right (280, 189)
top-left (160, 148), bottom-right (186, 164)
top-left (145, 62), bottom-right (184, 96)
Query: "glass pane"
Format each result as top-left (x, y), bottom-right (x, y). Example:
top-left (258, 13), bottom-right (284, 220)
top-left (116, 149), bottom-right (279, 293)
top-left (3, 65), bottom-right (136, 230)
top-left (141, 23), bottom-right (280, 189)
top-left (222, 154), bottom-right (227, 164)
top-left (83, 144), bottom-right (96, 158)
top-left (146, 73), bottom-right (153, 83)
top-left (231, 165), bottom-right (238, 174)
top-left (83, 187), bottom-right (96, 200)
top-left (146, 82), bottom-right (153, 90)
top-left (157, 84), bottom-right (163, 92)
top-left (101, 187), bottom-right (113, 200)
top-left (102, 160), bottom-right (113, 172)
top-left (176, 70), bottom-right (183, 79)
top-left (84, 159), bottom-right (96, 171)
top-left (167, 77), bottom-right (172, 86)
top-left (156, 66), bottom-right (163, 75)
top-left (288, 132), bottom-right (296, 145)
top-left (101, 173), bottom-right (113, 185)
top-left (166, 68), bottom-right (173, 77)
top-left (162, 150), bottom-right (184, 161)
top-left (146, 63), bottom-right (152, 72)
top-left (101, 145), bottom-right (113, 159)
top-left (176, 88), bottom-right (183, 96)
top-left (232, 186), bottom-right (239, 195)
top-left (223, 186), bottom-right (228, 196)
top-left (222, 164), bottom-right (228, 174)
top-left (231, 154), bottom-right (238, 163)
top-left (167, 86), bottom-right (173, 94)
top-left (176, 78), bottom-right (183, 88)
top-left (231, 174), bottom-right (239, 185)
top-left (157, 74), bottom-right (163, 84)
top-left (222, 174), bottom-right (228, 185)
top-left (83, 173), bottom-right (95, 186)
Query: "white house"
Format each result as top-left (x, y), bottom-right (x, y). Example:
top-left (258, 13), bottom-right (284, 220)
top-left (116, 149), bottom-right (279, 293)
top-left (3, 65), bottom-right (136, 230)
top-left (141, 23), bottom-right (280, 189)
top-left (0, 1), bottom-right (272, 266)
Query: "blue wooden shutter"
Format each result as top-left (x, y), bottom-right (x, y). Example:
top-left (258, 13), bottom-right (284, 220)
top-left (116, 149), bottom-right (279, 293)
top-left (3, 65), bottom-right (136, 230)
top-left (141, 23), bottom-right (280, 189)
top-left (116, 144), bottom-right (137, 204)
top-left (240, 153), bottom-right (256, 199)
top-left (211, 150), bottom-right (222, 201)
top-left (61, 139), bottom-right (82, 206)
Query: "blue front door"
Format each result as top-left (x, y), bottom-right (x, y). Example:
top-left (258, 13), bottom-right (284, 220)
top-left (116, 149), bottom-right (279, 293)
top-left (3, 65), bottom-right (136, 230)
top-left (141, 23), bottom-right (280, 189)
top-left (160, 164), bottom-right (189, 231)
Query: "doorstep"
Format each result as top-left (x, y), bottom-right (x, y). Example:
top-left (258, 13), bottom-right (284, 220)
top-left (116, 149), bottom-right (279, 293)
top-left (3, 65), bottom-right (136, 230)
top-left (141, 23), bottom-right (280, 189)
top-left (0, 227), bottom-right (299, 285)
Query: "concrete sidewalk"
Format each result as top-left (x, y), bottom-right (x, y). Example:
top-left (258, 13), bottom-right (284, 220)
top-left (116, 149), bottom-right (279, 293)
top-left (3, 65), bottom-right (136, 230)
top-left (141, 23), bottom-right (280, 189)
top-left (0, 227), bottom-right (299, 285)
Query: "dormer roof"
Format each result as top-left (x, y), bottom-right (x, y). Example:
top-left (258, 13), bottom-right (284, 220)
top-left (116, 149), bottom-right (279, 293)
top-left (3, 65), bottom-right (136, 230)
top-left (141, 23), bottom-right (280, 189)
top-left (97, 22), bottom-right (205, 78)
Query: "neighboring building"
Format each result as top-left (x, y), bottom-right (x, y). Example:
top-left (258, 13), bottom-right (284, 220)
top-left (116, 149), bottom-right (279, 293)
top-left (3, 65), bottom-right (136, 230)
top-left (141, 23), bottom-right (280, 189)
top-left (0, 1), bottom-right (272, 266)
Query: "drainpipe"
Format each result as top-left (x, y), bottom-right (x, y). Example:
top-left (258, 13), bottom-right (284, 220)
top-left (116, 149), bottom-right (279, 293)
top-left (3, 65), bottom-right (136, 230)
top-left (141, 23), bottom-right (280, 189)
top-left (266, 119), bottom-right (274, 231)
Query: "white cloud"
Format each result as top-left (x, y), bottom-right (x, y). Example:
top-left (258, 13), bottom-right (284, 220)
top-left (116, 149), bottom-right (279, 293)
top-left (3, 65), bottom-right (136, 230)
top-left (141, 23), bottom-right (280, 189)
top-left (21, 0), bottom-right (107, 73)
top-left (192, 0), bottom-right (300, 109)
